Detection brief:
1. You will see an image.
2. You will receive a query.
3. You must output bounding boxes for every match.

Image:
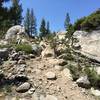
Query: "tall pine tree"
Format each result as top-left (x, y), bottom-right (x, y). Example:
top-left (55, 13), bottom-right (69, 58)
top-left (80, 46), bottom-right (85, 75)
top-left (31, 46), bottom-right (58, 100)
top-left (10, 0), bottom-right (23, 25)
top-left (64, 13), bottom-right (71, 31)
top-left (39, 18), bottom-right (47, 37)
top-left (24, 8), bottom-right (30, 36)
top-left (0, 0), bottom-right (11, 37)
top-left (24, 8), bottom-right (37, 37)
top-left (46, 21), bottom-right (50, 34)
top-left (30, 9), bottom-right (37, 37)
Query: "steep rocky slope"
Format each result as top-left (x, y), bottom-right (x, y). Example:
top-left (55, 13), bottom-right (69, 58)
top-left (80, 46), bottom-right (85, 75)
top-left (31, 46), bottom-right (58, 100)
top-left (0, 28), bottom-right (100, 99)
top-left (0, 42), bottom-right (97, 100)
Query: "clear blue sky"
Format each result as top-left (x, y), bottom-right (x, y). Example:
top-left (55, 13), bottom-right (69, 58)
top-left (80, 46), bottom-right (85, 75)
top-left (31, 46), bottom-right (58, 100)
top-left (6, 0), bottom-right (100, 32)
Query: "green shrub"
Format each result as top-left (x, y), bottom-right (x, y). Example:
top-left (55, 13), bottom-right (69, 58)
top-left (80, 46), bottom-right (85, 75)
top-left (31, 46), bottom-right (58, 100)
top-left (15, 44), bottom-right (33, 54)
top-left (46, 34), bottom-right (55, 41)
top-left (84, 67), bottom-right (100, 88)
top-left (68, 64), bottom-right (81, 81)
top-left (0, 45), bottom-right (11, 49)
top-left (74, 17), bottom-right (86, 30)
top-left (65, 53), bottom-right (74, 61)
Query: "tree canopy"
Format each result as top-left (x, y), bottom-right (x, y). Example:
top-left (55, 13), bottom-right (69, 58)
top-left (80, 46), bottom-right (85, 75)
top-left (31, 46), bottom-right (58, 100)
top-left (73, 9), bottom-right (100, 31)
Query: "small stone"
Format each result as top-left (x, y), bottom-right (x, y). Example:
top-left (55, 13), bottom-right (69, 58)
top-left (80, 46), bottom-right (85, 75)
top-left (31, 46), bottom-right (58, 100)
top-left (58, 59), bottom-right (67, 66)
top-left (11, 97), bottom-right (17, 100)
top-left (28, 88), bottom-right (35, 94)
top-left (91, 88), bottom-right (100, 96)
top-left (40, 95), bottom-right (45, 100)
top-left (15, 74), bottom-right (28, 82)
top-left (55, 65), bottom-right (63, 71)
top-left (46, 72), bottom-right (56, 80)
top-left (18, 59), bottom-right (26, 64)
top-left (16, 82), bottom-right (31, 93)
top-left (29, 54), bottom-right (35, 58)
top-left (76, 76), bottom-right (90, 88)
top-left (19, 98), bottom-right (28, 100)
top-left (62, 68), bottom-right (72, 80)
top-left (17, 66), bottom-right (25, 72)
top-left (32, 93), bottom-right (39, 100)
top-left (10, 53), bottom-right (19, 61)
top-left (45, 95), bottom-right (58, 100)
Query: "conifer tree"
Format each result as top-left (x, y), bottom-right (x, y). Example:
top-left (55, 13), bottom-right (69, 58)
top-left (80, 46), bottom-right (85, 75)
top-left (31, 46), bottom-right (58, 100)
top-left (10, 0), bottom-right (23, 25)
top-left (0, 0), bottom-right (10, 37)
top-left (24, 8), bottom-right (30, 36)
top-left (64, 13), bottom-right (71, 31)
top-left (24, 8), bottom-right (37, 37)
top-left (46, 21), bottom-right (50, 34)
top-left (40, 18), bottom-right (47, 37)
top-left (30, 9), bottom-right (37, 37)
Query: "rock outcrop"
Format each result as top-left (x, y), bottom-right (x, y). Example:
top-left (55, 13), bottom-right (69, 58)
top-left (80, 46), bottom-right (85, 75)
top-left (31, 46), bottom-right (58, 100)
top-left (5, 25), bottom-right (25, 40)
top-left (73, 30), bottom-right (100, 62)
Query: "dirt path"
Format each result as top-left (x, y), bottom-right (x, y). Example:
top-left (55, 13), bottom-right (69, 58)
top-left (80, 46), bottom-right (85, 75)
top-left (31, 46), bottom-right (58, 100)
top-left (25, 57), bottom-right (96, 100)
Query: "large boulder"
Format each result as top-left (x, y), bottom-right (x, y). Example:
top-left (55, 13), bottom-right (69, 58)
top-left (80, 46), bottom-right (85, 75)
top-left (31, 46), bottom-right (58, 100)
top-left (41, 46), bottom-right (55, 58)
top-left (73, 30), bottom-right (100, 62)
top-left (5, 25), bottom-right (25, 40)
top-left (55, 44), bottom-right (66, 56)
top-left (56, 31), bottom-right (67, 40)
top-left (31, 44), bottom-right (42, 56)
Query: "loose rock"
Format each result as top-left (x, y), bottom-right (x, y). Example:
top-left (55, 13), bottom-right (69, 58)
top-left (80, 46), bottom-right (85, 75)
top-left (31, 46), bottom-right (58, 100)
top-left (45, 95), bottom-right (58, 100)
top-left (46, 72), bottom-right (56, 80)
top-left (16, 82), bottom-right (31, 93)
top-left (91, 88), bottom-right (100, 96)
top-left (76, 76), bottom-right (90, 88)
top-left (55, 65), bottom-right (63, 71)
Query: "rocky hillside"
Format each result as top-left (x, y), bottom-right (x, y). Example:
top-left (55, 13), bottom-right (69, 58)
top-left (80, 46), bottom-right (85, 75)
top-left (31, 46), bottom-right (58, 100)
top-left (0, 26), bottom-right (100, 100)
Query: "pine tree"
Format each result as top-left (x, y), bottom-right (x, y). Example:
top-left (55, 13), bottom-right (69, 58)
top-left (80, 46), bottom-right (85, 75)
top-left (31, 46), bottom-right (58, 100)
top-left (30, 9), bottom-right (37, 37)
top-left (46, 21), bottom-right (50, 34)
top-left (0, 0), bottom-right (11, 37)
top-left (10, 0), bottom-right (23, 25)
top-left (40, 18), bottom-right (47, 37)
top-left (64, 13), bottom-right (71, 31)
top-left (0, 0), bottom-right (9, 7)
top-left (24, 8), bottom-right (31, 36)
top-left (24, 8), bottom-right (37, 37)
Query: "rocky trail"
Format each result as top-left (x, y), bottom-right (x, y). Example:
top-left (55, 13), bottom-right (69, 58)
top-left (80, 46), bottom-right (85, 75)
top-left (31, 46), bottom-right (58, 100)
top-left (23, 56), bottom-right (95, 100)
top-left (0, 29), bottom-right (99, 100)
top-left (1, 55), bottom-right (96, 100)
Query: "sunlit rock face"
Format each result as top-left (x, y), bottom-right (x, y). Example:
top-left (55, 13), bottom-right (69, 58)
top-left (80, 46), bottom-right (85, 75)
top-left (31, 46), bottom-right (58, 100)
top-left (73, 30), bottom-right (100, 62)
top-left (5, 25), bottom-right (25, 40)
top-left (56, 31), bottom-right (67, 40)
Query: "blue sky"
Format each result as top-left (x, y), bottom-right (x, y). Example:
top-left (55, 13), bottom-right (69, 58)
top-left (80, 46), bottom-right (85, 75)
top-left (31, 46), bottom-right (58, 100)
top-left (6, 0), bottom-right (100, 32)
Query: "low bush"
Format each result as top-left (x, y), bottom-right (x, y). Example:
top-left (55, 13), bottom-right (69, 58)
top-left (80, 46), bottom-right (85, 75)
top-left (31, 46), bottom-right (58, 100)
top-left (84, 67), bottom-right (100, 88)
top-left (0, 45), bottom-right (11, 49)
top-left (15, 44), bottom-right (33, 54)
top-left (68, 64), bottom-right (82, 81)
